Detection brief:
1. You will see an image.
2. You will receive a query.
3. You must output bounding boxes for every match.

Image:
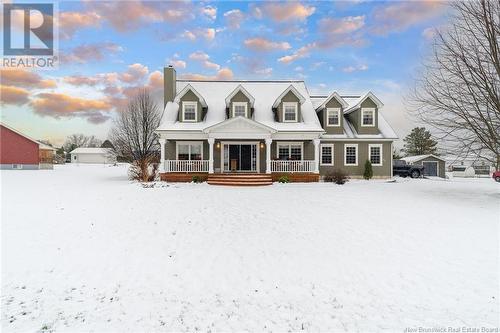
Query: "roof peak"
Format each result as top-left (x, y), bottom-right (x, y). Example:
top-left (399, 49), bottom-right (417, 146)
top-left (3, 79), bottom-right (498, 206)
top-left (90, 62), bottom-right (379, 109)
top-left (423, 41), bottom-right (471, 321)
top-left (177, 79), bottom-right (305, 83)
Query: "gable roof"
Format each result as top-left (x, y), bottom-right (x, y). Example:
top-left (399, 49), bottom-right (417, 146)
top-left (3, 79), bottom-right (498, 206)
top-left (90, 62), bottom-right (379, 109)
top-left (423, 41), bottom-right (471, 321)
top-left (70, 147), bottom-right (112, 154)
top-left (204, 116), bottom-right (276, 134)
top-left (272, 85), bottom-right (306, 108)
top-left (401, 154), bottom-right (446, 163)
top-left (1, 122), bottom-right (56, 150)
top-left (225, 84), bottom-right (255, 107)
top-left (315, 91), bottom-right (348, 110)
top-left (158, 80), bottom-right (323, 132)
top-left (344, 91), bottom-right (383, 114)
top-left (173, 84), bottom-right (208, 107)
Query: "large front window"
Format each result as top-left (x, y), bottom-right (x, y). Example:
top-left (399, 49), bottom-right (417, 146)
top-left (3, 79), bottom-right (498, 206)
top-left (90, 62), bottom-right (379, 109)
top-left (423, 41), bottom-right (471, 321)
top-left (369, 144), bottom-right (382, 166)
top-left (326, 108), bottom-right (340, 126)
top-left (362, 108), bottom-right (375, 126)
top-left (177, 142), bottom-right (203, 160)
top-left (182, 102), bottom-right (197, 122)
top-left (344, 144), bottom-right (358, 166)
top-left (232, 102), bottom-right (247, 117)
top-left (283, 102), bottom-right (298, 122)
top-left (277, 143), bottom-right (302, 160)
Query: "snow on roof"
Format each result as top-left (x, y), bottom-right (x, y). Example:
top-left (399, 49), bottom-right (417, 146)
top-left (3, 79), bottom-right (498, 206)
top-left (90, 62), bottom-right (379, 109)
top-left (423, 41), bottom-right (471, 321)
top-left (314, 92), bottom-right (349, 110)
top-left (70, 148), bottom-right (112, 154)
top-left (158, 80), bottom-right (323, 132)
top-left (401, 154), bottom-right (446, 163)
top-left (344, 92), bottom-right (383, 114)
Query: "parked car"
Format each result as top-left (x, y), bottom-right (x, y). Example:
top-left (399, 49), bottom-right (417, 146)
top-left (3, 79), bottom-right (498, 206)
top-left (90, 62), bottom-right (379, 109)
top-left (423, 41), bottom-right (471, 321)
top-left (393, 159), bottom-right (425, 178)
top-left (493, 170), bottom-right (500, 182)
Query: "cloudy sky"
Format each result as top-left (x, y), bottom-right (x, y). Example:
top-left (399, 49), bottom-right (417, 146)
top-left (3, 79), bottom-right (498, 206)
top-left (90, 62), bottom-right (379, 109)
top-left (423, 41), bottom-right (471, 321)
top-left (1, 0), bottom-right (449, 146)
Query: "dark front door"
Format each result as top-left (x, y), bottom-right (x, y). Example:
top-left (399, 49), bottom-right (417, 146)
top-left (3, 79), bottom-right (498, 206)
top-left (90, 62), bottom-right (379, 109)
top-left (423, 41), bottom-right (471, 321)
top-left (240, 145), bottom-right (252, 171)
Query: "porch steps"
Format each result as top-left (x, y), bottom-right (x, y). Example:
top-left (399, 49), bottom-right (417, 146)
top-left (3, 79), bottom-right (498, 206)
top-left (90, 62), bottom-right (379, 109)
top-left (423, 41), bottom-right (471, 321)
top-left (207, 174), bottom-right (273, 186)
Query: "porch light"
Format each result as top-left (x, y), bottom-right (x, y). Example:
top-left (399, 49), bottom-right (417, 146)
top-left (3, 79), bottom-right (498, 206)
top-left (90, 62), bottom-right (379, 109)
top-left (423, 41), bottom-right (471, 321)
top-left (260, 142), bottom-right (264, 149)
top-left (216, 142), bottom-right (220, 149)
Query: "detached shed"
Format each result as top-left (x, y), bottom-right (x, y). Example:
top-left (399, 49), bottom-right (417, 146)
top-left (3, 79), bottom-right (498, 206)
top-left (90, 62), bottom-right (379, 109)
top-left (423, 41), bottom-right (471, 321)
top-left (401, 154), bottom-right (446, 178)
top-left (70, 148), bottom-right (115, 164)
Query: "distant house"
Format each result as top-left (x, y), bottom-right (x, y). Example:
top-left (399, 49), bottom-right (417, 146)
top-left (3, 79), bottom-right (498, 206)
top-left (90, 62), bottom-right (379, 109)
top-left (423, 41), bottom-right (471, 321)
top-left (0, 123), bottom-right (56, 170)
top-left (401, 154), bottom-right (446, 178)
top-left (70, 148), bottom-right (116, 164)
top-left (446, 157), bottom-right (495, 177)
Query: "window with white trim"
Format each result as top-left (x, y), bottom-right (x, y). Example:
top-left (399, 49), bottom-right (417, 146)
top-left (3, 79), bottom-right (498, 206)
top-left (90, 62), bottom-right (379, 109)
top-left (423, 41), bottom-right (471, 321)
top-left (344, 144), bottom-right (358, 166)
top-left (277, 143), bottom-right (303, 160)
top-left (369, 144), bottom-right (383, 166)
top-left (320, 144), bottom-right (334, 166)
top-left (177, 142), bottom-right (203, 160)
top-left (326, 108), bottom-right (341, 126)
top-left (232, 102), bottom-right (247, 117)
top-left (283, 102), bottom-right (298, 122)
top-left (361, 108), bottom-right (375, 126)
top-left (182, 102), bottom-right (197, 122)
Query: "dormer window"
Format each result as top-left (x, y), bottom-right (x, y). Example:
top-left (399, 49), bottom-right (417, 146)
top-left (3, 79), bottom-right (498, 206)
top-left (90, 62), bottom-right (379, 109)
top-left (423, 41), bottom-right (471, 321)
top-left (361, 108), bottom-right (375, 127)
top-left (182, 101), bottom-right (197, 122)
top-left (283, 102), bottom-right (298, 122)
top-left (232, 102), bottom-right (247, 117)
top-left (326, 108), bottom-right (341, 126)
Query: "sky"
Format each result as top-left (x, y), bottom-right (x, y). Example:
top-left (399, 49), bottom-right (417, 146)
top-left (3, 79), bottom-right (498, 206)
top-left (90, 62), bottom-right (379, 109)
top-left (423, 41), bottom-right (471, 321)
top-left (0, 0), bottom-right (449, 147)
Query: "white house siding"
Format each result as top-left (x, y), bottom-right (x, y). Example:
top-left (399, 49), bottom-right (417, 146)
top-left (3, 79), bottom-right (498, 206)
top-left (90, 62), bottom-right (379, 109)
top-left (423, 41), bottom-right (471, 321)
top-left (71, 153), bottom-right (115, 164)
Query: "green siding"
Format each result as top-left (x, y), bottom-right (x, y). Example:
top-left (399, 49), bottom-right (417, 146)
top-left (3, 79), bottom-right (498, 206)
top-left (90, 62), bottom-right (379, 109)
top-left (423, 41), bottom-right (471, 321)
top-left (277, 91), bottom-right (302, 122)
top-left (318, 141), bottom-right (392, 178)
top-left (323, 98), bottom-right (344, 135)
top-left (178, 90), bottom-right (204, 122)
top-left (228, 91), bottom-right (251, 119)
top-left (346, 97), bottom-right (380, 135)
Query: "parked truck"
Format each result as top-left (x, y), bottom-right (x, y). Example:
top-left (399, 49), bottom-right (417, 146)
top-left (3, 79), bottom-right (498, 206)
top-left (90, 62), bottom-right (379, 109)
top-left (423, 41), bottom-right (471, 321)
top-left (393, 160), bottom-right (425, 178)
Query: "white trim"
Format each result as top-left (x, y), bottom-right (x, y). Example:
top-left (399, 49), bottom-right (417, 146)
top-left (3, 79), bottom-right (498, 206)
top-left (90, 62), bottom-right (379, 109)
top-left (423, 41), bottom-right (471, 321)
top-left (368, 143), bottom-right (383, 166)
top-left (422, 160), bottom-right (439, 177)
top-left (182, 101), bottom-right (198, 122)
top-left (220, 141), bottom-right (260, 173)
top-left (326, 108), bottom-right (341, 127)
top-left (272, 85), bottom-right (306, 108)
top-left (316, 91), bottom-right (348, 110)
top-left (276, 141), bottom-right (304, 160)
top-left (204, 116), bottom-right (276, 134)
top-left (174, 84), bottom-right (207, 107)
top-left (175, 141), bottom-right (203, 160)
top-left (344, 91), bottom-right (384, 114)
top-left (320, 143), bottom-right (334, 166)
top-left (225, 84), bottom-right (255, 107)
top-left (232, 102), bottom-right (248, 118)
top-left (282, 102), bottom-right (298, 123)
top-left (1, 122), bottom-right (56, 150)
top-left (344, 143), bottom-right (358, 166)
top-left (361, 108), bottom-right (375, 127)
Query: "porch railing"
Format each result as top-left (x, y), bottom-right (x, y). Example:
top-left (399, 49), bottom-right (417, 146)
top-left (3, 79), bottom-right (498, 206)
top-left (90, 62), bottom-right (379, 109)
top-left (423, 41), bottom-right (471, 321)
top-left (271, 160), bottom-right (316, 173)
top-left (165, 160), bottom-right (209, 172)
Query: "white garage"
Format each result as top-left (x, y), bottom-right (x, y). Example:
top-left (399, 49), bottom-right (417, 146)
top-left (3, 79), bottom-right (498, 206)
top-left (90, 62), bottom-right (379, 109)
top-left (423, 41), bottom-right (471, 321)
top-left (70, 148), bottom-right (116, 164)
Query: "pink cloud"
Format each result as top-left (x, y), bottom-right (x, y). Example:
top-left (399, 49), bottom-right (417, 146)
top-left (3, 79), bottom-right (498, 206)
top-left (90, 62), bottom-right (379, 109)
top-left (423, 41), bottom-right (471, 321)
top-left (1, 69), bottom-right (56, 88)
top-left (189, 51), bottom-right (210, 61)
top-left (244, 37), bottom-right (292, 52)
top-left (202, 6), bottom-right (217, 20)
top-left (278, 43), bottom-right (316, 64)
top-left (180, 68), bottom-right (234, 80)
top-left (223, 9), bottom-right (244, 29)
top-left (119, 63), bottom-right (149, 83)
top-left (181, 28), bottom-right (215, 41)
top-left (60, 42), bottom-right (123, 64)
top-left (371, 0), bottom-right (446, 35)
top-left (59, 11), bottom-right (101, 39)
top-left (0, 85), bottom-right (30, 105)
top-left (318, 16), bottom-right (365, 35)
top-left (259, 2), bottom-right (315, 22)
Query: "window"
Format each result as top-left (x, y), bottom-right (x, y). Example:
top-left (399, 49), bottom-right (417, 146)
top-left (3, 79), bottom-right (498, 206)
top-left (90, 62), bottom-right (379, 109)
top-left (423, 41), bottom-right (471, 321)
top-left (326, 108), bottom-right (341, 126)
top-left (361, 108), bottom-right (375, 126)
top-left (12, 164), bottom-right (23, 170)
top-left (369, 144), bottom-right (383, 166)
top-left (177, 142), bottom-right (203, 160)
top-left (344, 144), bottom-right (358, 166)
top-left (283, 102), bottom-right (298, 122)
top-left (320, 144), bottom-right (334, 166)
top-left (182, 102), bottom-right (197, 122)
top-left (232, 102), bottom-right (247, 117)
top-left (277, 142), bottom-right (303, 160)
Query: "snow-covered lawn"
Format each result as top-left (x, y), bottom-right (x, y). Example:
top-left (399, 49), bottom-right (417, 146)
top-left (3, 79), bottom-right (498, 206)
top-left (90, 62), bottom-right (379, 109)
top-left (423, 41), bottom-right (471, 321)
top-left (1, 164), bottom-right (499, 332)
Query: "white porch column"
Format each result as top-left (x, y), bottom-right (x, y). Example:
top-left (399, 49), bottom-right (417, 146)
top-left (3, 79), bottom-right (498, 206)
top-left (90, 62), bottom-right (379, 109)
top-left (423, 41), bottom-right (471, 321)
top-left (159, 138), bottom-right (166, 172)
top-left (265, 138), bottom-right (272, 174)
top-left (313, 139), bottom-right (320, 173)
top-left (208, 138), bottom-right (215, 174)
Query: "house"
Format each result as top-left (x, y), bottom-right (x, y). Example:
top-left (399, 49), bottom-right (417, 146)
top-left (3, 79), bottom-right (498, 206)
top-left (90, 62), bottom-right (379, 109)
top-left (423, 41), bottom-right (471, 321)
top-left (70, 148), bottom-right (115, 164)
top-left (401, 154), bottom-right (446, 178)
top-left (446, 157), bottom-right (495, 177)
top-left (156, 66), bottom-right (398, 184)
top-left (0, 123), bottom-right (56, 170)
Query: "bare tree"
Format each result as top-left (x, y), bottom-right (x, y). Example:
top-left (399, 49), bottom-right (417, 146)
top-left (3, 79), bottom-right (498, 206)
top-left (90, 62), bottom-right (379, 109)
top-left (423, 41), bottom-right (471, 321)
top-left (63, 134), bottom-right (89, 152)
top-left (407, 0), bottom-right (500, 168)
top-left (109, 89), bottom-right (162, 181)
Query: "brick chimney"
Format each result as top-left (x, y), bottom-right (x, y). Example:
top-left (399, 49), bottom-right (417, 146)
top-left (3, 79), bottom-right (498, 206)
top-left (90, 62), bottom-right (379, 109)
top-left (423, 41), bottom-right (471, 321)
top-left (164, 65), bottom-right (176, 106)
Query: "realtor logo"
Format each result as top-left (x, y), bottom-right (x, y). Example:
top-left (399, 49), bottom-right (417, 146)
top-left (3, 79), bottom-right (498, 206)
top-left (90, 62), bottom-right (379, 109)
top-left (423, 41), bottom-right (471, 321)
top-left (2, 2), bottom-right (58, 68)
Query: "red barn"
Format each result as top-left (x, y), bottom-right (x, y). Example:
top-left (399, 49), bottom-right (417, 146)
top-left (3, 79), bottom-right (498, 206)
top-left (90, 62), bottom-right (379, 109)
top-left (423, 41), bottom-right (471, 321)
top-left (0, 123), bottom-right (55, 170)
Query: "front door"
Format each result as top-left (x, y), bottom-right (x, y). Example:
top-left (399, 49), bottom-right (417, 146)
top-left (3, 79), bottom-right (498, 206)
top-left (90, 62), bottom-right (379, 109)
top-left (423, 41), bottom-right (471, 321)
top-left (223, 143), bottom-right (258, 172)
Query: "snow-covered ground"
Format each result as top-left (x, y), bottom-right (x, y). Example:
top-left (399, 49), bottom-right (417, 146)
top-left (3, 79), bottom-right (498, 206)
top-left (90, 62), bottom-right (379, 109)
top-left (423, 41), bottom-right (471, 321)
top-left (1, 164), bottom-right (499, 332)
